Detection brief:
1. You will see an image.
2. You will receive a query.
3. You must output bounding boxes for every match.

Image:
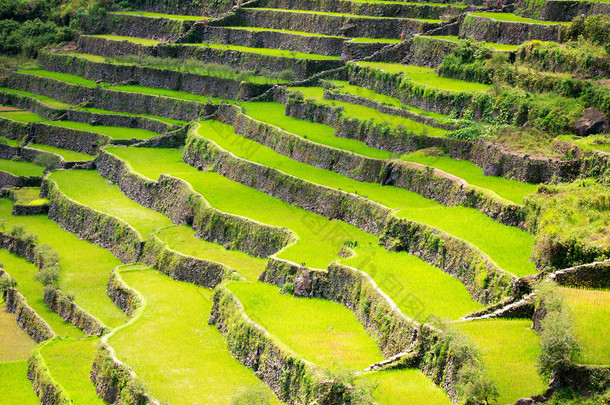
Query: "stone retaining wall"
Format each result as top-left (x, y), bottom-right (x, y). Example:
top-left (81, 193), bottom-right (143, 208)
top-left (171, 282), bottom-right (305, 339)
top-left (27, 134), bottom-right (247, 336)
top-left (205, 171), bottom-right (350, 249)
top-left (548, 260), bottom-right (610, 289)
top-left (96, 150), bottom-right (292, 258)
top-left (77, 35), bottom-right (344, 80)
top-left (42, 178), bottom-right (143, 263)
top-left (40, 52), bottom-right (272, 101)
top-left (83, 12), bottom-right (196, 41)
top-left (43, 288), bottom-right (109, 336)
top-left (459, 14), bottom-right (567, 45)
top-left (0, 171), bottom-right (42, 189)
top-left (28, 347), bottom-right (71, 405)
top-left (517, 0), bottom-right (610, 21)
top-left (106, 270), bottom-right (140, 317)
top-left (3, 283), bottom-right (55, 343)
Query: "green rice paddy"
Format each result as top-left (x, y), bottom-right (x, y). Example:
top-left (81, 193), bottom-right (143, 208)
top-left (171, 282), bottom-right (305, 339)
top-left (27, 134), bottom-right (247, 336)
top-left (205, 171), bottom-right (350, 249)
top-left (105, 84), bottom-right (227, 104)
top-left (27, 144), bottom-right (95, 162)
top-left (186, 42), bottom-right (341, 60)
top-left (38, 338), bottom-right (106, 405)
top-left (228, 281), bottom-right (384, 370)
top-left (109, 265), bottom-right (280, 404)
top-left (421, 35), bottom-right (521, 51)
top-left (89, 34), bottom-right (161, 46)
top-left (367, 369), bottom-right (452, 405)
top-left (49, 170), bottom-right (172, 238)
top-left (355, 62), bottom-right (493, 92)
top-left (0, 305), bottom-right (37, 362)
top-left (469, 12), bottom-right (570, 25)
top-left (112, 11), bottom-right (207, 21)
top-left (0, 361), bottom-right (39, 404)
top-left (0, 250), bottom-right (83, 337)
top-left (562, 287), bottom-right (610, 365)
top-left (45, 120), bottom-right (157, 140)
top-left (17, 69), bottom-right (98, 87)
top-left (557, 134), bottom-right (610, 154)
top-left (0, 158), bottom-right (45, 177)
top-left (221, 26), bottom-right (401, 43)
top-left (401, 151), bottom-right (539, 204)
top-left (0, 88), bottom-right (71, 108)
top-left (0, 110), bottom-right (48, 123)
top-left (194, 120), bottom-right (537, 277)
top-left (460, 319), bottom-right (547, 405)
top-left (155, 226), bottom-right (268, 282)
top-left (288, 85), bottom-right (447, 137)
top-left (244, 7), bottom-right (441, 23)
top-left (108, 146), bottom-right (483, 320)
top-left (0, 199), bottom-right (127, 328)
top-left (10, 187), bottom-right (48, 207)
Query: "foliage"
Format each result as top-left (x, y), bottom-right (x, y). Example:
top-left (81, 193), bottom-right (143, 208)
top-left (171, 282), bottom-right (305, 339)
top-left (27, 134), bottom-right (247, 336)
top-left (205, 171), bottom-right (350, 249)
top-left (438, 38), bottom-right (494, 84)
top-left (32, 152), bottom-right (61, 170)
top-left (231, 385), bottom-right (274, 405)
top-left (0, 272), bottom-right (17, 294)
top-left (566, 15), bottom-right (610, 46)
top-left (535, 281), bottom-right (581, 380)
top-left (458, 363), bottom-right (499, 405)
top-left (320, 367), bottom-right (377, 405)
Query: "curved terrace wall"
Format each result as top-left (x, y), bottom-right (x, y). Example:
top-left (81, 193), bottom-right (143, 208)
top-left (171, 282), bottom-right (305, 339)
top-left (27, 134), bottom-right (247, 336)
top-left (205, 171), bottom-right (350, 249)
top-left (459, 14), bottom-right (567, 45)
top-left (517, 0), bottom-right (610, 21)
top-left (40, 52), bottom-right (272, 102)
top-left (2, 281), bottom-right (55, 343)
top-left (42, 178), bottom-right (143, 263)
top-left (0, 171), bottom-right (42, 189)
top-left (83, 12), bottom-right (196, 41)
top-left (96, 150), bottom-right (292, 258)
top-left (77, 36), bottom-right (343, 80)
top-left (5, 72), bottom-right (216, 122)
top-left (28, 345), bottom-right (71, 405)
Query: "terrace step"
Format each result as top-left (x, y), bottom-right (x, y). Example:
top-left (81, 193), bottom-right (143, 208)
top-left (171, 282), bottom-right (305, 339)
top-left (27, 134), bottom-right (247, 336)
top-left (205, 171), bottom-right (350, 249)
top-left (459, 12), bottom-right (569, 45)
top-left (221, 7), bottom-right (443, 39)
top-left (254, 0), bottom-right (470, 19)
top-left (76, 35), bottom-right (344, 80)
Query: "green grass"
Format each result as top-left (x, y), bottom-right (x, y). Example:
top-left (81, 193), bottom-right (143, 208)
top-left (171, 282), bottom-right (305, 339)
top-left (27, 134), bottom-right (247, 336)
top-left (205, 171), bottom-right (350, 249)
top-left (89, 34), bottom-right (161, 46)
top-left (0, 250), bottom-right (82, 337)
top-left (227, 281), bottom-right (384, 370)
top-left (49, 170), bottom-right (172, 238)
top-left (1, 136), bottom-right (20, 147)
top-left (460, 319), bottom-right (547, 405)
top-left (185, 42), bottom-right (341, 60)
top-left (355, 62), bottom-right (492, 92)
top-left (557, 134), bottom-right (610, 154)
top-left (45, 120), bottom-right (157, 140)
top-left (0, 304), bottom-right (37, 362)
top-left (469, 12), bottom-right (570, 25)
top-left (10, 187), bottom-right (48, 207)
top-left (0, 360), bottom-right (40, 404)
top-left (401, 150), bottom-right (539, 204)
top-left (561, 287), bottom-right (610, 365)
top-left (155, 226), bottom-right (268, 282)
top-left (288, 85), bottom-right (447, 137)
top-left (110, 265), bottom-right (280, 404)
top-left (39, 338), bottom-right (106, 405)
top-left (17, 69), bottom-right (98, 87)
top-left (0, 199), bottom-right (127, 328)
top-left (0, 87), bottom-right (71, 108)
top-left (421, 35), bottom-right (521, 51)
top-left (0, 110), bottom-right (47, 123)
top-left (238, 101), bottom-right (393, 159)
top-left (27, 143), bottom-right (95, 162)
top-left (112, 11), bottom-right (206, 20)
top-left (0, 158), bottom-right (44, 177)
top-left (75, 107), bottom-right (186, 126)
top-left (367, 369), bottom-right (451, 405)
top-left (222, 26), bottom-right (401, 43)
top-left (105, 84), bottom-right (227, 104)
top-left (195, 120), bottom-right (536, 277)
top-left (110, 147), bottom-right (483, 320)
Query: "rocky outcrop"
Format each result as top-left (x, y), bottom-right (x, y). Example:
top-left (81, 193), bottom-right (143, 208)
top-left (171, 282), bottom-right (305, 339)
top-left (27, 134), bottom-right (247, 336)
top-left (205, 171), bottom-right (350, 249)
top-left (574, 108), bottom-right (609, 137)
top-left (140, 232), bottom-right (236, 288)
top-left (42, 178), bottom-right (143, 263)
top-left (96, 150), bottom-right (293, 258)
top-left (209, 285), bottom-right (352, 404)
top-left (77, 35), bottom-right (344, 80)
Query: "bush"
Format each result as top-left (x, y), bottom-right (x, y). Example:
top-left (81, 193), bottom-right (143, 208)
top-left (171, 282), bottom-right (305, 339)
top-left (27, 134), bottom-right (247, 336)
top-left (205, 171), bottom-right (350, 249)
top-left (458, 363), bottom-right (499, 405)
top-left (33, 153), bottom-right (62, 170)
top-left (34, 264), bottom-right (60, 286)
top-left (231, 385), bottom-right (273, 405)
top-left (0, 272), bottom-right (17, 294)
top-left (34, 244), bottom-right (60, 270)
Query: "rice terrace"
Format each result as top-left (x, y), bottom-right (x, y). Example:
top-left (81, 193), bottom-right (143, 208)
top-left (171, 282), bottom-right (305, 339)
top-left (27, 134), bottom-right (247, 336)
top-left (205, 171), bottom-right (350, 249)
top-left (1, 0), bottom-right (610, 403)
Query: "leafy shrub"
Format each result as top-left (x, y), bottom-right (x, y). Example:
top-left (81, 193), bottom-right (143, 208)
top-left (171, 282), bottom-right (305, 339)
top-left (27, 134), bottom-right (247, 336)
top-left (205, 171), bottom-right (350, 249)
top-left (567, 15), bottom-right (610, 46)
top-left (34, 264), bottom-right (60, 286)
top-left (231, 385), bottom-right (273, 405)
top-left (0, 272), bottom-right (17, 294)
top-left (33, 153), bottom-right (62, 170)
top-left (458, 363), bottom-right (499, 405)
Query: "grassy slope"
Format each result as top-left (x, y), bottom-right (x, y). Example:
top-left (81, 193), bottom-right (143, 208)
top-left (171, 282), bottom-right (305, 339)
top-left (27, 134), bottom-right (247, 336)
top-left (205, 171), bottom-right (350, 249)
top-left (401, 152), bottom-right (539, 204)
top-left (110, 265), bottom-right (280, 404)
top-left (0, 199), bottom-right (126, 328)
top-left (0, 361), bottom-right (40, 404)
top-left (0, 304), bottom-right (37, 362)
top-left (561, 287), bottom-right (610, 365)
top-left (156, 226), bottom-right (268, 282)
top-left (0, 159), bottom-right (44, 177)
top-left (108, 147), bottom-right (482, 320)
top-left (355, 62), bottom-right (493, 92)
top-left (0, 250), bottom-right (84, 337)
top-left (195, 120), bottom-right (536, 277)
top-left (460, 319), bottom-right (547, 405)
top-left (288, 86), bottom-right (447, 137)
top-left (49, 170), bottom-right (172, 238)
top-left (39, 338), bottom-right (106, 405)
top-left (228, 281), bottom-right (384, 370)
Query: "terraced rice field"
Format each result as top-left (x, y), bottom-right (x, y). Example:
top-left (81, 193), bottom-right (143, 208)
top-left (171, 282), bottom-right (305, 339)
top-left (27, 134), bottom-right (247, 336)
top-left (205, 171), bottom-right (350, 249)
top-left (2, 1), bottom-right (608, 404)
